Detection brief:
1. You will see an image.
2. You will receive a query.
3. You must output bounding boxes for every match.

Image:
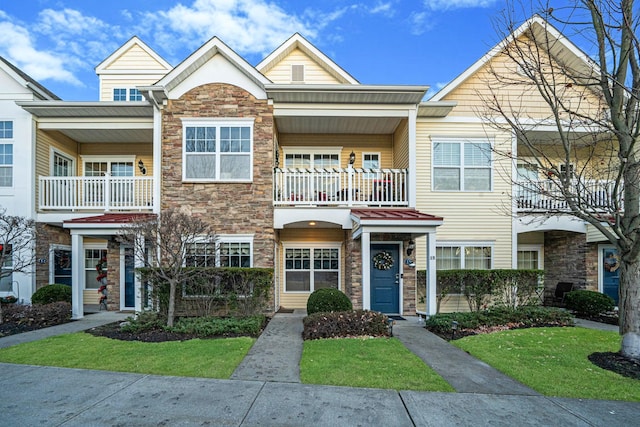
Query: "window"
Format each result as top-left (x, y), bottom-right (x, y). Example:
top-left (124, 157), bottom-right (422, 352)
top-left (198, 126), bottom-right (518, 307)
top-left (113, 88), bottom-right (127, 101)
top-left (0, 121), bottom-right (13, 139)
top-left (517, 245), bottom-right (541, 269)
top-left (129, 88), bottom-right (143, 101)
top-left (52, 247), bottom-right (72, 286)
top-left (0, 244), bottom-right (12, 292)
top-left (363, 153), bottom-right (380, 170)
top-left (0, 144), bottom-right (12, 187)
top-left (436, 244), bottom-right (492, 270)
top-left (292, 64), bottom-right (304, 82)
top-left (53, 152), bottom-right (73, 177)
top-left (285, 246), bottom-right (339, 292)
top-left (85, 248), bottom-right (107, 289)
top-left (182, 119), bottom-right (253, 182)
top-left (433, 140), bottom-right (492, 191)
top-left (185, 237), bottom-right (252, 268)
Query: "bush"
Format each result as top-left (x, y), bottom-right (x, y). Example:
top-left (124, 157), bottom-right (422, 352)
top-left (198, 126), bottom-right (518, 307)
top-left (31, 284), bottom-right (72, 305)
top-left (565, 290), bottom-right (615, 316)
top-left (303, 310), bottom-right (390, 340)
top-left (2, 302), bottom-right (71, 326)
top-left (120, 311), bottom-right (167, 333)
top-left (424, 306), bottom-right (574, 338)
top-left (306, 288), bottom-right (352, 315)
top-left (169, 315), bottom-right (265, 337)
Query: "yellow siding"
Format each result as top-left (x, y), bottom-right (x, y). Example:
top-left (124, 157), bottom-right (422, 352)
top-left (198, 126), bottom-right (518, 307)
top-left (83, 289), bottom-right (101, 305)
top-left (277, 228), bottom-right (346, 309)
top-left (78, 143), bottom-right (153, 177)
top-left (393, 119), bottom-right (409, 169)
top-left (263, 48), bottom-right (342, 84)
top-left (278, 134), bottom-right (394, 168)
top-left (439, 295), bottom-right (471, 313)
top-left (414, 121), bottom-right (513, 270)
top-left (586, 224), bottom-right (608, 243)
top-left (36, 130), bottom-right (78, 207)
top-left (104, 44), bottom-right (169, 71)
top-left (101, 78), bottom-right (160, 101)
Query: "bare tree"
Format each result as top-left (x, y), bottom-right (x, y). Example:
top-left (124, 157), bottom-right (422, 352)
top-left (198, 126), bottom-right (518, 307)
top-left (479, 1), bottom-right (640, 358)
top-left (0, 210), bottom-right (36, 324)
top-left (118, 209), bottom-right (216, 327)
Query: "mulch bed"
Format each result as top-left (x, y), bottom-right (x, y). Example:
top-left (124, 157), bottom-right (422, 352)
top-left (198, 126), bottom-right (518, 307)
top-left (589, 352), bottom-right (640, 380)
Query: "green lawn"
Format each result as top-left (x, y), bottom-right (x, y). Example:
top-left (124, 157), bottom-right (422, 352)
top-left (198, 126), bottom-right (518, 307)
top-left (300, 337), bottom-right (454, 392)
top-left (453, 327), bottom-right (640, 401)
top-left (0, 333), bottom-right (254, 378)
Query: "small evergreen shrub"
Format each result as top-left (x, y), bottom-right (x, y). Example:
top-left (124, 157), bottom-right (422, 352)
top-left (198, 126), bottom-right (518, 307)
top-left (2, 302), bottom-right (71, 326)
top-left (31, 284), bottom-right (72, 305)
top-left (119, 311), bottom-right (167, 333)
top-left (564, 290), bottom-right (615, 316)
top-left (303, 310), bottom-right (390, 340)
top-left (306, 288), bottom-right (352, 315)
top-left (169, 315), bottom-right (266, 337)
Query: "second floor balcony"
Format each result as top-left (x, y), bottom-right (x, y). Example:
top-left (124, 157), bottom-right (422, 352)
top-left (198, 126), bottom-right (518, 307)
top-left (274, 167), bottom-right (408, 207)
top-left (516, 179), bottom-right (622, 212)
top-left (39, 175), bottom-right (154, 212)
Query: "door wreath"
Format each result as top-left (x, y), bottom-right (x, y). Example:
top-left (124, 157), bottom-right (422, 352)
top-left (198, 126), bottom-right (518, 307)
top-left (373, 251), bottom-right (394, 270)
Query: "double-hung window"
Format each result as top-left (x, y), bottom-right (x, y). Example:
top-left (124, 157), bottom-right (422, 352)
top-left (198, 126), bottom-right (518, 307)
top-left (436, 244), bottom-right (492, 270)
top-left (284, 245), bottom-right (340, 292)
top-left (0, 121), bottom-right (13, 187)
top-left (185, 236), bottom-right (253, 268)
top-left (113, 88), bottom-right (127, 101)
top-left (433, 139), bottom-right (492, 191)
top-left (182, 119), bottom-right (253, 182)
top-left (129, 88), bottom-right (143, 101)
top-left (0, 244), bottom-right (12, 292)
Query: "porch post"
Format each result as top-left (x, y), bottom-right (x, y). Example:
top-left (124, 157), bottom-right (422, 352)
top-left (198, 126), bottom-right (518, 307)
top-left (426, 231), bottom-right (437, 315)
top-left (104, 172), bottom-right (111, 212)
top-left (71, 233), bottom-right (85, 319)
top-left (134, 234), bottom-right (145, 314)
top-left (361, 231), bottom-right (371, 310)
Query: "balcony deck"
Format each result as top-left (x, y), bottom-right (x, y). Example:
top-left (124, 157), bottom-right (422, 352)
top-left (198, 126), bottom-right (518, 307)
top-left (516, 179), bottom-right (622, 212)
top-left (274, 167), bottom-right (408, 207)
top-left (39, 175), bottom-right (154, 211)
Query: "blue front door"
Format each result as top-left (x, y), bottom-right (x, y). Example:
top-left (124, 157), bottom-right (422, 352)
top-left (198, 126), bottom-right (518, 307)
top-left (124, 248), bottom-right (135, 308)
top-left (370, 244), bottom-right (400, 314)
top-left (602, 247), bottom-right (620, 305)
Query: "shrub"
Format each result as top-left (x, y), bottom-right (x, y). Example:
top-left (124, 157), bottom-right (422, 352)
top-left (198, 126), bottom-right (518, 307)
top-left (303, 310), bottom-right (390, 340)
top-left (424, 306), bottom-right (574, 338)
top-left (565, 290), bottom-right (615, 316)
top-left (120, 311), bottom-right (167, 333)
top-left (169, 315), bottom-right (265, 337)
top-left (2, 302), bottom-right (71, 326)
top-left (306, 288), bottom-right (352, 315)
top-left (31, 284), bottom-right (72, 305)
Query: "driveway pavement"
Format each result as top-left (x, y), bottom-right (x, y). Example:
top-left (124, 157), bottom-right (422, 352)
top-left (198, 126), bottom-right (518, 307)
top-left (0, 311), bottom-right (638, 426)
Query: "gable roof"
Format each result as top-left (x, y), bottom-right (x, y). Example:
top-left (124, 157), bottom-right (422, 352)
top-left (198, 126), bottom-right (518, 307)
top-left (431, 15), bottom-right (599, 101)
top-left (0, 56), bottom-right (59, 100)
top-left (95, 36), bottom-right (172, 75)
top-left (153, 36), bottom-right (271, 96)
top-left (257, 33), bottom-right (359, 85)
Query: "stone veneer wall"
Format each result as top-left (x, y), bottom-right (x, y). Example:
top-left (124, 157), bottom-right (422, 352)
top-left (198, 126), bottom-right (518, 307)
top-left (35, 224), bottom-right (71, 289)
top-left (106, 240), bottom-right (121, 310)
top-left (161, 83), bottom-right (275, 308)
top-left (543, 231), bottom-right (589, 303)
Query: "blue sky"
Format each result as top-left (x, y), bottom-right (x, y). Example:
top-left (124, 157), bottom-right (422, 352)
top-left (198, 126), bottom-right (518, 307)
top-left (0, 0), bottom-right (571, 101)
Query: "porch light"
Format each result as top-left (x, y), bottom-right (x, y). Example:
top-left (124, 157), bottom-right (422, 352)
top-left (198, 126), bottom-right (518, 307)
top-left (348, 151), bottom-right (356, 165)
top-left (309, 221), bottom-right (316, 226)
top-left (406, 239), bottom-right (415, 256)
top-left (138, 159), bottom-right (147, 175)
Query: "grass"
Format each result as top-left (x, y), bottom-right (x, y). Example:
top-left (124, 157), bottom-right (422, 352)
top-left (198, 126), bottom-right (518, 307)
top-left (453, 327), bottom-right (640, 401)
top-left (300, 337), bottom-right (454, 392)
top-left (0, 333), bottom-right (254, 378)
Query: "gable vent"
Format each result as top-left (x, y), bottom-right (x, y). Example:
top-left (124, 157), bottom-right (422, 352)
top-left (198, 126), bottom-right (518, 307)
top-left (291, 64), bottom-right (305, 83)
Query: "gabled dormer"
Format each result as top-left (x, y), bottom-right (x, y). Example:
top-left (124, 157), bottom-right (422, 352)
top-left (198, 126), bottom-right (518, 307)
top-left (257, 33), bottom-right (358, 85)
top-left (95, 36), bottom-right (172, 102)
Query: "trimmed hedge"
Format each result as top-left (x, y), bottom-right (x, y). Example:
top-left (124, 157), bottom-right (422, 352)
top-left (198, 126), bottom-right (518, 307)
top-left (306, 288), bottom-right (352, 315)
top-left (31, 284), bottom-right (72, 305)
top-left (424, 306), bottom-right (574, 338)
top-left (2, 302), bottom-right (71, 326)
top-left (303, 310), bottom-right (390, 340)
top-left (565, 290), bottom-right (615, 316)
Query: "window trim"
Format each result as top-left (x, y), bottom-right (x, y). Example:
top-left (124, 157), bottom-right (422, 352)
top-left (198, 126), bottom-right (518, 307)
top-left (49, 244), bottom-right (72, 285)
top-left (50, 148), bottom-right (76, 176)
top-left (516, 244), bottom-right (543, 270)
top-left (181, 118), bottom-right (254, 183)
top-left (282, 242), bottom-right (341, 294)
top-left (84, 244), bottom-right (108, 290)
top-left (435, 241), bottom-right (494, 270)
top-left (113, 88), bottom-right (127, 101)
top-left (80, 155), bottom-right (135, 176)
top-left (431, 137), bottom-right (493, 192)
top-left (0, 120), bottom-right (13, 189)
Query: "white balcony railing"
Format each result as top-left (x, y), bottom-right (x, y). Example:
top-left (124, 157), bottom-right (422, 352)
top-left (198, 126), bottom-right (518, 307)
top-left (516, 179), bottom-right (622, 212)
top-left (39, 175), bottom-right (154, 211)
top-left (274, 167), bottom-right (408, 207)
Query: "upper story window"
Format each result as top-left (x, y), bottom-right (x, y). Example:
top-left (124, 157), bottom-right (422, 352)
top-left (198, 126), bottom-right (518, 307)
top-left (433, 139), bottom-right (492, 191)
top-left (0, 121), bottom-right (13, 139)
top-left (129, 89), bottom-right (143, 101)
top-left (113, 88), bottom-right (127, 101)
top-left (0, 122), bottom-right (13, 187)
top-left (182, 119), bottom-right (254, 182)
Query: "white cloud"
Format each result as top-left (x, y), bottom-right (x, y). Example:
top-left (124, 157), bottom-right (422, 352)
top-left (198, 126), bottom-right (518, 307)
top-left (409, 11), bottom-right (430, 35)
top-left (368, 2), bottom-right (395, 17)
top-left (422, 0), bottom-right (497, 11)
top-left (0, 20), bottom-right (81, 85)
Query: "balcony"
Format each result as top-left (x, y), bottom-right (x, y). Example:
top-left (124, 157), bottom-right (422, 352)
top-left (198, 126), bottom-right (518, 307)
top-left (516, 179), bottom-right (621, 212)
top-left (39, 175), bottom-right (154, 211)
top-left (274, 167), bottom-right (408, 207)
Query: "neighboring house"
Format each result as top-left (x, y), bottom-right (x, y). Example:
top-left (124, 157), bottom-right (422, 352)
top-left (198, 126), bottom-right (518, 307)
top-left (18, 16), bottom-right (614, 318)
top-left (0, 57), bottom-right (59, 304)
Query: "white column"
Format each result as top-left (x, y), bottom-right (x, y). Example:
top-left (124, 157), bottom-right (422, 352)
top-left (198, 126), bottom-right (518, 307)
top-left (71, 233), bottom-right (84, 319)
top-left (361, 231), bottom-right (371, 310)
top-left (134, 234), bottom-right (145, 314)
top-left (408, 107), bottom-right (417, 208)
top-left (153, 107), bottom-right (162, 214)
top-left (427, 231), bottom-right (437, 315)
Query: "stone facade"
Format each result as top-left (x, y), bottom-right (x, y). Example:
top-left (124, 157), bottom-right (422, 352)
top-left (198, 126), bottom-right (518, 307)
top-left (543, 231), bottom-right (589, 303)
top-left (161, 83), bottom-right (275, 270)
top-left (34, 224), bottom-right (71, 289)
top-left (105, 240), bottom-right (121, 311)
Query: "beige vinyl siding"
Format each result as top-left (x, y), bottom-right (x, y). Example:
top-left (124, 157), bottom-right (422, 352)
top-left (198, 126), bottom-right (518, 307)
top-left (35, 130), bottom-right (78, 209)
top-left (103, 44), bottom-right (169, 71)
top-left (83, 289), bottom-right (102, 305)
top-left (393, 119), bottom-right (409, 169)
top-left (439, 295), bottom-right (471, 313)
top-left (442, 35), bottom-right (603, 119)
top-left (278, 134), bottom-right (394, 168)
top-left (78, 143), bottom-right (153, 177)
top-left (277, 228), bottom-right (346, 309)
top-left (263, 48), bottom-right (342, 84)
top-left (101, 78), bottom-right (160, 102)
top-left (517, 232), bottom-right (544, 245)
top-left (414, 121), bottom-right (513, 271)
top-left (586, 224), bottom-right (608, 243)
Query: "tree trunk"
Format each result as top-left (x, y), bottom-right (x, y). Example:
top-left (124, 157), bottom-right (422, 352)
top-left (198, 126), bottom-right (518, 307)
top-left (167, 281), bottom-right (176, 328)
top-left (619, 259), bottom-right (640, 360)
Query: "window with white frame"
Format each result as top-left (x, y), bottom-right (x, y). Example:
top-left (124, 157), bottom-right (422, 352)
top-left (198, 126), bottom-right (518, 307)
top-left (113, 88), bottom-right (127, 101)
top-left (182, 119), bottom-right (253, 182)
top-left (433, 139), bottom-right (492, 191)
top-left (0, 121), bottom-right (13, 187)
top-left (517, 246), bottom-right (541, 269)
top-left (85, 248), bottom-right (107, 289)
top-left (185, 237), bottom-right (253, 268)
top-left (0, 244), bottom-right (12, 292)
top-left (436, 244), bottom-right (492, 270)
top-left (285, 246), bottom-right (340, 292)
top-left (129, 88), bottom-right (143, 101)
